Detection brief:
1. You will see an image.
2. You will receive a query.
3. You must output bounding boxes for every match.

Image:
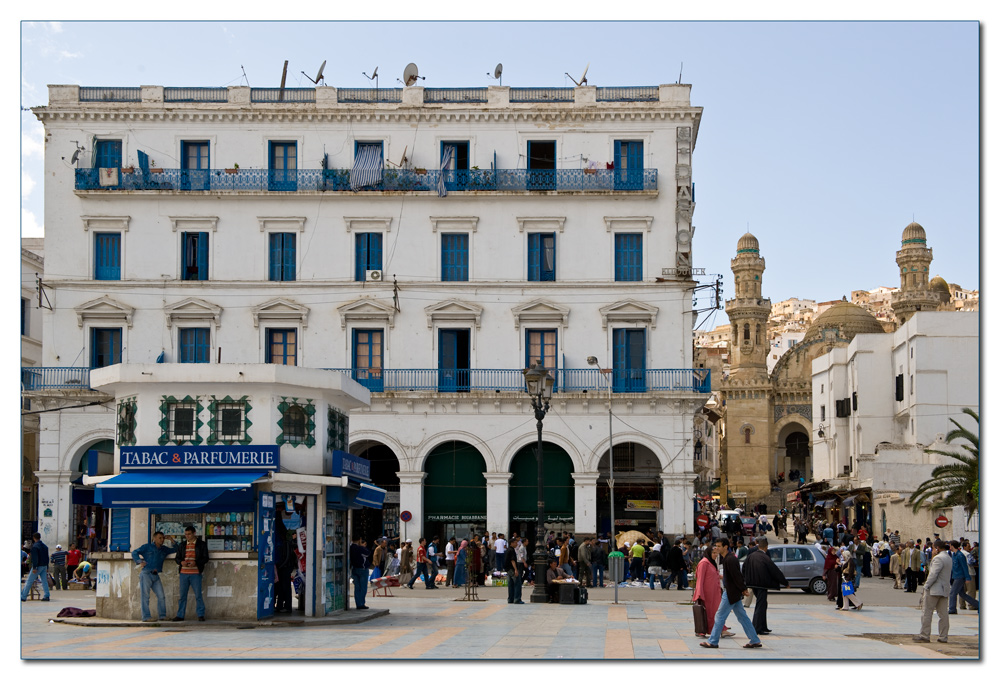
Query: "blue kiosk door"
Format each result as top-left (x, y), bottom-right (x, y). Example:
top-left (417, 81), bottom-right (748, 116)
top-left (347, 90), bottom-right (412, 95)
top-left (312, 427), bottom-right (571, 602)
top-left (258, 491), bottom-right (276, 619)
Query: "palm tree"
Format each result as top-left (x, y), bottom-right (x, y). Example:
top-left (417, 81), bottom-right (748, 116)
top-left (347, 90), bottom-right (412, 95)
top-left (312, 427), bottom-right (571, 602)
top-left (909, 408), bottom-right (979, 514)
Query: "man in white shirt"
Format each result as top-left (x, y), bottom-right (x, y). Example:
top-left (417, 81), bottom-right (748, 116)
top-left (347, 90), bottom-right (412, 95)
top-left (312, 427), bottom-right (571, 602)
top-left (494, 533), bottom-right (507, 570)
top-left (445, 537), bottom-right (457, 587)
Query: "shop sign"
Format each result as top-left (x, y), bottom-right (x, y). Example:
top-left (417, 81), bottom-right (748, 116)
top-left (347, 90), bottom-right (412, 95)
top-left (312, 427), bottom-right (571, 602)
top-left (625, 499), bottom-right (661, 511)
top-left (511, 514), bottom-right (574, 523)
top-left (427, 514), bottom-right (486, 522)
top-left (615, 519), bottom-right (640, 526)
top-left (384, 491), bottom-right (400, 504)
top-left (786, 491), bottom-right (800, 502)
top-left (331, 451), bottom-right (371, 483)
top-left (120, 445), bottom-right (280, 471)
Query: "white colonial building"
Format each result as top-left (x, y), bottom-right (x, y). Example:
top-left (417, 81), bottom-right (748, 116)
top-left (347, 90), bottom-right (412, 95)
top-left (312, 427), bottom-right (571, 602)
top-left (811, 310), bottom-right (979, 541)
top-left (21, 238), bottom-right (44, 538)
top-left (29, 80), bottom-right (709, 551)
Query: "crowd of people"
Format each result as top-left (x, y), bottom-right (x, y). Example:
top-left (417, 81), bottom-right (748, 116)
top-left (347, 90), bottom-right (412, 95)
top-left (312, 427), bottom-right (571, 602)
top-left (21, 535), bottom-right (94, 601)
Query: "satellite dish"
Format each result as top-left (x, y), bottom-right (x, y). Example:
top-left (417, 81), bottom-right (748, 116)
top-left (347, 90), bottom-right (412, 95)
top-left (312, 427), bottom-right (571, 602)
top-left (486, 63), bottom-right (503, 86)
top-left (565, 62), bottom-right (590, 87)
top-left (403, 62), bottom-right (425, 86)
top-left (362, 66), bottom-right (379, 90)
top-left (302, 60), bottom-right (327, 85)
top-left (70, 149), bottom-right (81, 164)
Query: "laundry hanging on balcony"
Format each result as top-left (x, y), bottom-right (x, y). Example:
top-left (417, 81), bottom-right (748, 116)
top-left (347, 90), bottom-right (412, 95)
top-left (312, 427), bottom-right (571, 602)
top-left (437, 145), bottom-right (454, 197)
top-left (350, 144), bottom-right (383, 191)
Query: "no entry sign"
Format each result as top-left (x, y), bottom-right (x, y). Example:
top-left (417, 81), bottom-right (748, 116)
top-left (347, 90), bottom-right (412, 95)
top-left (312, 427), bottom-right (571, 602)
top-left (934, 515), bottom-right (949, 528)
top-left (696, 514), bottom-right (710, 529)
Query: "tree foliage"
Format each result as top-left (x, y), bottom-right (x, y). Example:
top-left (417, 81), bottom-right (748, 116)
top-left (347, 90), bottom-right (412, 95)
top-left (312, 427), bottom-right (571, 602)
top-left (909, 408), bottom-right (978, 514)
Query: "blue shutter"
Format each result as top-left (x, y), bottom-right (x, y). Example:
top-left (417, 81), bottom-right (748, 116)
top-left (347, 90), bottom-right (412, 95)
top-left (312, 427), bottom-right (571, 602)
top-left (615, 234), bottom-right (642, 281)
top-left (372, 233), bottom-right (382, 273)
top-left (95, 140), bottom-right (122, 169)
top-left (442, 234), bottom-right (469, 281)
top-left (355, 235), bottom-right (365, 281)
top-left (195, 328), bottom-right (210, 363)
top-left (109, 508), bottom-right (131, 551)
top-left (269, 234), bottom-right (281, 281)
top-left (95, 233), bottom-right (121, 280)
top-left (612, 329), bottom-right (645, 392)
top-left (196, 232), bottom-right (209, 280)
top-left (542, 234), bottom-right (555, 281)
top-left (283, 233), bottom-right (296, 281)
top-left (528, 233), bottom-right (540, 281)
top-left (137, 149), bottom-right (149, 171)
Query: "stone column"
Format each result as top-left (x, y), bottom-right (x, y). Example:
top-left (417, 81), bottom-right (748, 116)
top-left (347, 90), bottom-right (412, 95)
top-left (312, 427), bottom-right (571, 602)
top-left (35, 469), bottom-right (74, 548)
top-left (660, 472), bottom-right (696, 535)
top-left (483, 472), bottom-right (512, 536)
top-left (396, 472), bottom-right (426, 542)
top-left (572, 472), bottom-right (600, 535)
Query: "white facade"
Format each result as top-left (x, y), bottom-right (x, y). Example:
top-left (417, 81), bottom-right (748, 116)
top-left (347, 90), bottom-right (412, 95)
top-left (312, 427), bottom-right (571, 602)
top-left (811, 311), bottom-right (979, 540)
top-left (21, 239), bottom-right (44, 532)
top-left (31, 82), bottom-right (708, 546)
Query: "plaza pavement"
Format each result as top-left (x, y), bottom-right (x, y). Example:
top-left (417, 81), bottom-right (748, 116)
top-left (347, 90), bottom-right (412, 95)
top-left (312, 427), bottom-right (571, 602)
top-left (20, 575), bottom-right (979, 660)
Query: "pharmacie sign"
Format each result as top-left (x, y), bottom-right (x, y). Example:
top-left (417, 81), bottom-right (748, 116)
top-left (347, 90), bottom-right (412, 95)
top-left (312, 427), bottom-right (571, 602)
top-left (120, 445), bottom-right (280, 471)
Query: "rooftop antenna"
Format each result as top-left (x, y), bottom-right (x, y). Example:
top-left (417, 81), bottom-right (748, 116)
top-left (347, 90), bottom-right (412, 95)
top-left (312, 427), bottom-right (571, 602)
top-left (278, 59), bottom-right (288, 101)
top-left (565, 62), bottom-right (590, 87)
top-left (301, 60), bottom-right (327, 85)
top-left (241, 65), bottom-right (251, 87)
top-left (487, 62), bottom-right (503, 86)
top-left (403, 62), bottom-right (425, 87)
top-left (362, 66), bottom-right (379, 90)
top-left (677, 61), bottom-right (683, 84)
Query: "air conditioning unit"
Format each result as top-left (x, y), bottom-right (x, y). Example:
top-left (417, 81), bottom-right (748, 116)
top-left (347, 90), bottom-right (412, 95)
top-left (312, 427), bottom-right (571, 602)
top-left (366, 270), bottom-right (383, 282)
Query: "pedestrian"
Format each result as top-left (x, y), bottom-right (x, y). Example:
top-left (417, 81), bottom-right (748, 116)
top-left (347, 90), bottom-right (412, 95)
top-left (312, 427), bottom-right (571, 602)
top-left (453, 540), bottom-right (468, 588)
top-left (913, 539), bottom-right (952, 643)
top-left (50, 544), bottom-right (69, 590)
top-left (699, 539), bottom-right (763, 649)
top-left (856, 537), bottom-right (872, 577)
top-left (577, 536), bottom-right (592, 587)
top-left (407, 537), bottom-right (438, 589)
top-left (905, 541), bottom-right (920, 592)
top-left (20, 533), bottom-right (51, 602)
top-left (890, 544), bottom-right (904, 589)
top-left (274, 518), bottom-right (295, 613)
top-left (823, 545), bottom-right (839, 601)
top-left (692, 542), bottom-right (735, 639)
top-left (742, 537), bottom-right (788, 635)
top-left (131, 531), bottom-right (176, 622)
top-left (592, 538), bottom-right (606, 588)
top-left (664, 539), bottom-right (687, 590)
top-left (66, 543), bottom-right (82, 579)
top-left (371, 538), bottom-right (386, 580)
top-left (961, 541), bottom-right (978, 609)
top-left (947, 540), bottom-right (978, 614)
top-left (647, 543), bottom-right (666, 589)
top-left (517, 537), bottom-right (531, 585)
top-left (172, 525), bottom-right (209, 621)
top-left (427, 536), bottom-right (440, 583)
top-left (878, 541), bottom-right (891, 578)
top-left (836, 551), bottom-right (863, 611)
top-left (445, 536), bottom-right (457, 587)
top-left (505, 542), bottom-right (524, 604)
top-left (349, 536), bottom-right (370, 610)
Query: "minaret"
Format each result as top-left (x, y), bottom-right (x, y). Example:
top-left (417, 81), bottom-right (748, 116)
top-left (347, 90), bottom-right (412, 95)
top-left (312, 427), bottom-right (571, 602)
top-left (891, 222), bottom-right (938, 324)
top-left (720, 232), bottom-right (773, 502)
top-left (726, 233), bottom-right (771, 375)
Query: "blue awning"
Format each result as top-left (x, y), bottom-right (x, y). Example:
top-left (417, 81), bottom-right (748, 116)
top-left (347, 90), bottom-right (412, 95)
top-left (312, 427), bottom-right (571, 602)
top-left (354, 483), bottom-right (387, 509)
top-left (95, 471), bottom-right (264, 510)
top-left (841, 495), bottom-right (857, 508)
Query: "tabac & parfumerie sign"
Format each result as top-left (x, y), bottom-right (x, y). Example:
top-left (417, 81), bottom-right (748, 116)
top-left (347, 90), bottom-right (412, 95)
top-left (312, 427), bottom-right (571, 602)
top-left (120, 445), bottom-right (280, 471)
top-left (331, 450), bottom-right (371, 483)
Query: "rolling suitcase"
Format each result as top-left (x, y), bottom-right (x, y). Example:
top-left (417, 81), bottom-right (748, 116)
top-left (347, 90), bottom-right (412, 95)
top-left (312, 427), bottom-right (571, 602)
top-left (693, 598), bottom-right (710, 635)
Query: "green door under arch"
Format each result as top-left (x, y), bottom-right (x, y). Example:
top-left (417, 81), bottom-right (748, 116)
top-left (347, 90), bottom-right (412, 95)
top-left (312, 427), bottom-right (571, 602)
top-left (423, 442), bottom-right (487, 523)
top-left (509, 443), bottom-right (575, 522)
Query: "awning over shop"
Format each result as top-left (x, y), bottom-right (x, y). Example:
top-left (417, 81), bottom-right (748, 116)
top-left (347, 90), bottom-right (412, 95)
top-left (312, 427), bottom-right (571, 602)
top-left (95, 471), bottom-right (264, 510)
top-left (354, 483), bottom-right (387, 509)
top-left (842, 495), bottom-right (858, 508)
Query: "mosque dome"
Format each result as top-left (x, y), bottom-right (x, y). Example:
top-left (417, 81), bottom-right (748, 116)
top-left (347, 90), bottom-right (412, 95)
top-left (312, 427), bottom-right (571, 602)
top-left (901, 222), bottom-right (927, 245)
top-left (736, 232), bottom-right (759, 254)
top-left (929, 276), bottom-right (951, 301)
top-left (803, 301), bottom-right (886, 343)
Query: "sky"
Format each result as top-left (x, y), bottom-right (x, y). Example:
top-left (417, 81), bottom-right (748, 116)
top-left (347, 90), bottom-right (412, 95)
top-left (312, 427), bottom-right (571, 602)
top-left (18, 19), bottom-right (980, 319)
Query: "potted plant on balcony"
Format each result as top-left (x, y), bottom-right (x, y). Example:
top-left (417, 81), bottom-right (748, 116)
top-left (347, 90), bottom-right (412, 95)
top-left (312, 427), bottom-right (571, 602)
top-left (225, 163), bottom-right (240, 175)
top-left (121, 163), bottom-right (135, 174)
top-left (149, 159), bottom-right (163, 174)
top-left (414, 167), bottom-right (427, 175)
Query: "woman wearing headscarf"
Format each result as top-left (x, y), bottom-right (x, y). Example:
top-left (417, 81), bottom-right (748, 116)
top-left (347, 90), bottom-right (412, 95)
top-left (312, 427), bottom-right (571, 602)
top-left (691, 543), bottom-right (734, 638)
top-left (836, 550), bottom-right (862, 611)
top-left (453, 540), bottom-right (468, 588)
top-left (823, 545), bottom-right (839, 602)
top-left (399, 540), bottom-right (414, 586)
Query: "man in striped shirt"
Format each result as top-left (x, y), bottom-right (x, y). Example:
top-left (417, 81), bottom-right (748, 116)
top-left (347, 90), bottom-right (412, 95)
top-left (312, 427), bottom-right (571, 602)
top-left (50, 544), bottom-right (69, 590)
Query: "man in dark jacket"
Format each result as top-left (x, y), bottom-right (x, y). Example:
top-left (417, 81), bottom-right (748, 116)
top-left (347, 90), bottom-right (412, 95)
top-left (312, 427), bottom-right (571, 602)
top-left (349, 537), bottom-right (370, 610)
top-left (700, 538), bottom-right (763, 649)
top-left (741, 537), bottom-right (788, 635)
top-left (274, 517), bottom-right (295, 613)
top-left (20, 533), bottom-right (50, 602)
top-left (173, 525), bottom-right (210, 621)
top-left (663, 540), bottom-right (687, 590)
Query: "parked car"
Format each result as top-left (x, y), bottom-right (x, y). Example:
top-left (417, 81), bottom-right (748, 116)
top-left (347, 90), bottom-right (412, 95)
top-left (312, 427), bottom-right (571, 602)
top-left (740, 544), bottom-right (828, 595)
top-left (741, 516), bottom-right (757, 534)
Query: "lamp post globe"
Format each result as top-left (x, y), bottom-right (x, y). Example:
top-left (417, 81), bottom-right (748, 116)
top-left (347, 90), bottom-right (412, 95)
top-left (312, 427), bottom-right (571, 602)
top-left (522, 362), bottom-right (553, 603)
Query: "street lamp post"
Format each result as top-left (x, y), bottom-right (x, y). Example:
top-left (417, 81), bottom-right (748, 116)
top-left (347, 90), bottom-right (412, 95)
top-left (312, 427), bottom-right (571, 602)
top-left (587, 356), bottom-right (618, 604)
top-left (523, 362), bottom-right (554, 604)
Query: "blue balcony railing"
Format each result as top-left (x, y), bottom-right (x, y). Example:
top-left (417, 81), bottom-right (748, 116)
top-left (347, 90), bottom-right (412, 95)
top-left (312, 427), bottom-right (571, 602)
top-left (324, 368), bottom-right (709, 394)
top-left (21, 367), bottom-right (94, 391)
top-left (76, 167), bottom-right (657, 193)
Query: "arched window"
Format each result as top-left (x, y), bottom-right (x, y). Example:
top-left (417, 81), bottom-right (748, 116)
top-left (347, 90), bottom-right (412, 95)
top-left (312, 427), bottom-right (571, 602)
top-left (743, 323), bottom-right (750, 342)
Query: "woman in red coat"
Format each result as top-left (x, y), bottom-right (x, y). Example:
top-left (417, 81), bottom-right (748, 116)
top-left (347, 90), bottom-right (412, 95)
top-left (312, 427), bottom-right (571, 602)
top-left (692, 544), bottom-right (733, 638)
top-left (824, 546), bottom-right (839, 601)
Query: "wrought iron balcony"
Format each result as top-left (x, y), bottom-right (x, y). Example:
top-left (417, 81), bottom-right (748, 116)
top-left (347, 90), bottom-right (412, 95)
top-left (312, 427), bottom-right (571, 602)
top-left (75, 167), bottom-right (657, 193)
top-left (21, 367), bottom-right (94, 391)
top-left (323, 368), bottom-right (710, 395)
top-left (21, 366), bottom-right (709, 395)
